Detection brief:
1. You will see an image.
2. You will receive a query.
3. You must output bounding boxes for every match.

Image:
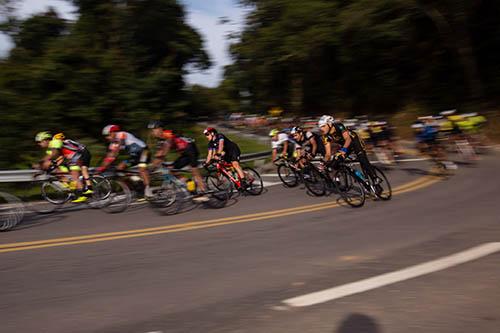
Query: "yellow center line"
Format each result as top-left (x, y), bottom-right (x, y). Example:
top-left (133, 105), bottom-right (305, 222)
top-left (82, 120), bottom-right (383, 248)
top-left (0, 175), bottom-right (441, 254)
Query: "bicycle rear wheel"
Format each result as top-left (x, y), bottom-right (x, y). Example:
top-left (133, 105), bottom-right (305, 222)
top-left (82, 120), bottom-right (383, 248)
top-left (277, 164), bottom-right (299, 187)
top-left (303, 165), bottom-right (326, 196)
top-left (333, 168), bottom-right (366, 208)
top-left (370, 166), bottom-right (392, 200)
top-left (41, 180), bottom-right (71, 205)
top-left (244, 167), bottom-right (263, 195)
top-left (0, 192), bottom-right (25, 231)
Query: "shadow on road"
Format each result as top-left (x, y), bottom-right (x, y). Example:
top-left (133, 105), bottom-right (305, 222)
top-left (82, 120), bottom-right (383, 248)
top-left (335, 313), bottom-right (382, 333)
top-left (14, 213), bottom-right (66, 231)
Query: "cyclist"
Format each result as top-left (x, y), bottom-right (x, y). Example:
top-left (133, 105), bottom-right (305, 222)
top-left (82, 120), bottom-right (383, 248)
top-left (318, 115), bottom-right (378, 181)
top-left (414, 117), bottom-right (456, 169)
top-left (35, 132), bottom-right (93, 203)
top-left (203, 127), bottom-right (247, 186)
top-left (269, 128), bottom-right (294, 161)
top-left (97, 125), bottom-right (152, 197)
top-left (147, 121), bottom-right (206, 193)
top-left (290, 126), bottom-right (325, 167)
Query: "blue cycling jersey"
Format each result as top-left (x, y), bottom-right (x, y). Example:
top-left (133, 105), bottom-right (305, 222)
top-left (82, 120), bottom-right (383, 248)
top-left (416, 126), bottom-right (438, 143)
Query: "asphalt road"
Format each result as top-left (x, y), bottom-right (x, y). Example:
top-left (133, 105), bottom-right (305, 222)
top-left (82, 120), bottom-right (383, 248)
top-left (1, 155), bottom-right (500, 333)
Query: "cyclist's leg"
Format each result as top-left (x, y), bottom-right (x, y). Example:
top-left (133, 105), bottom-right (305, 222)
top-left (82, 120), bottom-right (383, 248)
top-left (186, 144), bottom-right (206, 192)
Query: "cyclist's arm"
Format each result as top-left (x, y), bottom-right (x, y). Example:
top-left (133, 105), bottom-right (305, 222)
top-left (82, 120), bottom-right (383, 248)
top-left (152, 140), bottom-right (171, 167)
top-left (340, 131), bottom-right (352, 154)
top-left (281, 140), bottom-right (288, 157)
top-left (309, 137), bottom-right (317, 156)
top-left (217, 138), bottom-right (225, 155)
top-left (206, 149), bottom-right (215, 164)
top-left (324, 141), bottom-right (332, 162)
top-left (100, 143), bottom-right (120, 170)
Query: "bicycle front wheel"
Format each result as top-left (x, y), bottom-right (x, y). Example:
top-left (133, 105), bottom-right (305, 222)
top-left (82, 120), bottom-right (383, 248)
top-left (333, 168), bottom-right (366, 208)
top-left (101, 180), bottom-right (132, 214)
top-left (277, 164), bottom-right (299, 187)
top-left (370, 166), bottom-right (392, 200)
top-left (244, 167), bottom-right (263, 195)
top-left (206, 173), bottom-right (235, 198)
top-left (303, 165), bottom-right (326, 196)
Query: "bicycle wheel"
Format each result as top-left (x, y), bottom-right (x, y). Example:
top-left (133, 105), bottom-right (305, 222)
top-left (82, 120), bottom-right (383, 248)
top-left (303, 165), bottom-right (326, 196)
top-left (0, 192), bottom-right (25, 231)
top-left (277, 164), bottom-right (299, 187)
top-left (244, 167), bottom-right (263, 195)
top-left (101, 180), bottom-right (132, 214)
top-left (333, 168), bottom-right (366, 208)
top-left (150, 180), bottom-right (187, 215)
top-left (87, 175), bottom-right (112, 209)
top-left (23, 182), bottom-right (59, 214)
top-left (41, 180), bottom-right (71, 205)
top-left (370, 166), bottom-right (392, 200)
top-left (206, 173), bottom-right (235, 198)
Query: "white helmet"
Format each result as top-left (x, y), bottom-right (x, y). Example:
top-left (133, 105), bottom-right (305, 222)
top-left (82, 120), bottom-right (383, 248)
top-left (318, 115), bottom-right (334, 127)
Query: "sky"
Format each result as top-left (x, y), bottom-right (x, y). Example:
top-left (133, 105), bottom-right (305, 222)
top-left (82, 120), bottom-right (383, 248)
top-left (0, 0), bottom-right (246, 87)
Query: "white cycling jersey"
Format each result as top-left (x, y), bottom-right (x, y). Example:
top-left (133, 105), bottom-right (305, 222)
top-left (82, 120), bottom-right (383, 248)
top-left (271, 133), bottom-right (291, 149)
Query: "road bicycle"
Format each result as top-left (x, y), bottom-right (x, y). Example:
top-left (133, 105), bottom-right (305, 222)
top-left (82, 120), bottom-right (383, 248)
top-left (148, 165), bottom-right (230, 215)
top-left (205, 160), bottom-right (263, 197)
top-left (28, 170), bottom-right (112, 214)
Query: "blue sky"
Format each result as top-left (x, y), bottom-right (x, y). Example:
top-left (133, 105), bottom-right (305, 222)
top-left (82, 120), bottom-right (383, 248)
top-left (0, 0), bottom-right (245, 87)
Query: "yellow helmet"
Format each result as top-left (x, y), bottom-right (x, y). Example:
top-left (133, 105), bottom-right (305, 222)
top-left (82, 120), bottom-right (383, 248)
top-left (53, 133), bottom-right (65, 140)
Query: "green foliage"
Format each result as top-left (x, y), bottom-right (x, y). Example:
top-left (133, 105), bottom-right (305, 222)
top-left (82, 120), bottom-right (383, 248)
top-left (225, 0), bottom-right (500, 115)
top-left (0, 0), bottom-right (210, 169)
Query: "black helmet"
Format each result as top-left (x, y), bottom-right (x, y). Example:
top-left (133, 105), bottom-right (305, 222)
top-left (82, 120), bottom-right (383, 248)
top-left (148, 120), bottom-right (163, 129)
top-left (290, 126), bottom-right (304, 135)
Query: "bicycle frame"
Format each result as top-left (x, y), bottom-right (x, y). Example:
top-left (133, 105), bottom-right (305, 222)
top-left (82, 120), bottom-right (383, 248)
top-left (214, 160), bottom-right (242, 188)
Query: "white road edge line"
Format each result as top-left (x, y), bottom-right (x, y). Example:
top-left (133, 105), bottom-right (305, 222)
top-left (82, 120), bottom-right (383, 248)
top-left (283, 242), bottom-right (500, 307)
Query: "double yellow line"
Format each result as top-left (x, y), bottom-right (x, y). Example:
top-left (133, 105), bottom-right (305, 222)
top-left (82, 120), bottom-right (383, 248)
top-left (0, 175), bottom-right (440, 254)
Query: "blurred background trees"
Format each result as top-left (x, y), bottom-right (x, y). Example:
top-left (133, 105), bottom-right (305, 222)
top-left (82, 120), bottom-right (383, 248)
top-left (1, 0), bottom-right (499, 168)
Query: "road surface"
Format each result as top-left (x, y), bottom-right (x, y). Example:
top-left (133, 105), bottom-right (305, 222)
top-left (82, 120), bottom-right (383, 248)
top-left (1, 156), bottom-right (500, 333)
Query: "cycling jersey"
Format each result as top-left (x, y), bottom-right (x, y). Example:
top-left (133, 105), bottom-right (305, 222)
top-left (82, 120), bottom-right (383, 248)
top-left (295, 131), bottom-right (325, 156)
top-left (108, 131), bottom-right (148, 167)
top-left (208, 133), bottom-right (241, 162)
top-left (271, 133), bottom-right (291, 150)
top-left (159, 130), bottom-right (194, 153)
top-left (416, 125), bottom-right (439, 143)
top-left (108, 131), bottom-right (146, 153)
top-left (322, 123), bottom-right (361, 149)
top-left (48, 138), bottom-right (91, 168)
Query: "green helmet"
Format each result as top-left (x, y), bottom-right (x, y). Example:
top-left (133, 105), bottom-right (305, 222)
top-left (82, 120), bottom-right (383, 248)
top-left (269, 129), bottom-right (279, 137)
top-left (35, 131), bottom-right (52, 142)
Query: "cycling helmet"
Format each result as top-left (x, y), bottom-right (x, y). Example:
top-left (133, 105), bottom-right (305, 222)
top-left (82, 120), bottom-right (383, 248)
top-left (102, 124), bottom-right (120, 135)
top-left (318, 115), bottom-right (334, 127)
top-left (269, 129), bottom-right (279, 137)
top-left (53, 133), bottom-right (65, 140)
top-left (35, 131), bottom-right (52, 142)
top-left (147, 120), bottom-right (163, 129)
top-left (203, 127), bottom-right (217, 135)
top-left (290, 126), bottom-right (304, 135)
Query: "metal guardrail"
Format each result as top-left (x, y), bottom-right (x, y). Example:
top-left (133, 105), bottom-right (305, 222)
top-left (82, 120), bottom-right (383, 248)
top-left (0, 151), bottom-right (272, 183)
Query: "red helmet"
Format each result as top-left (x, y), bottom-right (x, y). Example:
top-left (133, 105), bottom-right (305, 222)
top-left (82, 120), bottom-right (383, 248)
top-left (203, 127), bottom-right (217, 135)
top-left (102, 125), bottom-right (120, 135)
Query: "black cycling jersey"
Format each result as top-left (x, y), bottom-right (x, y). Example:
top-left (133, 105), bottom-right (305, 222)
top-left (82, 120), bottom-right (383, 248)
top-left (296, 131), bottom-right (325, 155)
top-left (208, 133), bottom-right (241, 162)
top-left (322, 123), bottom-right (359, 148)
